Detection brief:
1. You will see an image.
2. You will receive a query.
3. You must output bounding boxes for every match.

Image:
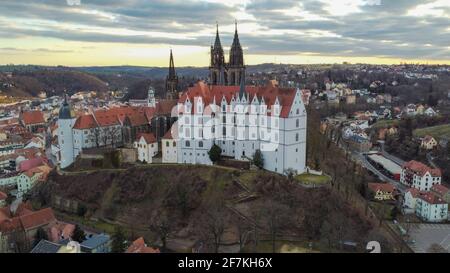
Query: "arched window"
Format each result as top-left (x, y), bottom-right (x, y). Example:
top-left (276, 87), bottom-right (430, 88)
top-left (295, 133), bottom-right (299, 142)
top-left (186, 140), bottom-right (190, 147)
top-left (199, 141), bottom-right (203, 148)
top-left (296, 119), bottom-right (300, 128)
top-left (296, 109), bottom-right (300, 115)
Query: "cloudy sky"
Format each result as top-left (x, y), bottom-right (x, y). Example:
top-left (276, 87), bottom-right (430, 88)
top-left (1, 0), bottom-right (450, 66)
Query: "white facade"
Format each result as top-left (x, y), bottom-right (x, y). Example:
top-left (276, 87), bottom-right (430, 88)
top-left (134, 136), bottom-right (158, 163)
top-left (58, 117), bottom-right (77, 169)
top-left (176, 84), bottom-right (307, 175)
top-left (401, 170), bottom-right (441, 192)
top-left (415, 195), bottom-right (448, 222)
top-left (162, 138), bottom-right (177, 163)
top-left (16, 172), bottom-right (40, 197)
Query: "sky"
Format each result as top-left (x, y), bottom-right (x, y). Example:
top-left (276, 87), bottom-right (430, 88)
top-left (0, 0), bottom-right (450, 67)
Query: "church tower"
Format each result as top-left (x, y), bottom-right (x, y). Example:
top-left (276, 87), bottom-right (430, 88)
top-left (147, 87), bottom-right (156, 108)
top-left (209, 23), bottom-right (227, 85)
top-left (57, 94), bottom-right (76, 169)
top-left (228, 21), bottom-right (245, 86)
top-left (166, 49), bottom-right (179, 99)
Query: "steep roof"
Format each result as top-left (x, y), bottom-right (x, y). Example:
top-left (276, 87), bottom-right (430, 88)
top-left (22, 111), bottom-right (45, 125)
top-left (31, 239), bottom-right (62, 253)
top-left (137, 133), bottom-right (157, 144)
top-left (368, 182), bottom-right (396, 193)
top-left (418, 192), bottom-right (447, 205)
top-left (18, 156), bottom-right (48, 172)
top-left (0, 207), bottom-right (56, 233)
top-left (402, 160), bottom-right (441, 177)
top-left (178, 81), bottom-right (299, 118)
top-left (73, 114), bottom-right (97, 130)
top-left (162, 129), bottom-right (173, 139)
top-left (19, 207), bottom-right (56, 230)
top-left (431, 184), bottom-right (450, 196)
top-left (81, 234), bottom-right (110, 250)
top-left (72, 104), bottom-right (175, 130)
top-left (126, 237), bottom-right (160, 253)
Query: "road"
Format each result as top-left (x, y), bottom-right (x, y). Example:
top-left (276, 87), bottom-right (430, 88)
top-left (378, 141), bottom-right (405, 166)
top-left (426, 152), bottom-right (439, 169)
top-left (352, 151), bottom-right (407, 194)
top-left (338, 139), bottom-right (407, 194)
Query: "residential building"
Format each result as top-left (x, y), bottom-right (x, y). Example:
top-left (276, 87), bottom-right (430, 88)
top-left (415, 192), bottom-right (448, 222)
top-left (20, 110), bottom-right (46, 133)
top-left (368, 182), bottom-right (396, 201)
top-left (126, 237), bottom-right (160, 253)
top-left (400, 160), bottom-right (441, 191)
top-left (162, 130), bottom-right (177, 163)
top-left (424, 107), bottom-right (437, 117)
top-left (0, 205), bottom-right (57, 253)
top-left (80, 234), bottom-right (111, 253)
top-left (134, 133), bottom-right (158, 163)
top-left (403, 188), bottom-right (422, 213)
top-left (421, 135), bottom-right (437, 150)
top-left (431, 184), bottom-right (450, 204)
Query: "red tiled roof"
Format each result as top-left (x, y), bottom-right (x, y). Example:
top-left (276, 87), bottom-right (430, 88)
top-left (73, 106), bottom-right (157, 130)
top-left (73, 114), bottom-right (97, 130)
top-left (422, 135), bottom-right (435, 143)
top-left (137, 133), bottom-right (157, 144)
top-left (0, 206), bottom-right (54, 233)
top-left (22, 111), bottom-right (45, 125)
top-left (431, 184), bottom-right (449, 196)
top-left (156, 100), bottom-right (177, 115)
top-left (178, 81), bottom-right (299, 118)
top-left (162, 129), bottom-right (173, 139)
top-left (418, 192), bottom-right (447, 205)
top-left (18, 156), bottom-right (48, 172)
top-left (406, 188), bottom-right (421, 198)
top-left (368, 182), bottom-right (396, 193)
top-left (20, 207), bottom-right (56, 231)
top-left (403, 160), bottom-right (441, 177)
top-left (126, 237), bottom-right (160, 253)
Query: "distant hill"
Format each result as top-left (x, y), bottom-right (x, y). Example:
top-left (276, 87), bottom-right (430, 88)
top-left (0, 67), bottom-right (109, 97)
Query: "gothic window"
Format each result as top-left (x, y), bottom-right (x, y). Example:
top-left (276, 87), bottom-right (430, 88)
top-left (295, 133), bottom-right (299, 142)
top-left (186, 141), bottom-right (190, 147)
top-left (296, 119), bottom-right (300, 128)
top-left (199, 141), bottom-right (203, 148)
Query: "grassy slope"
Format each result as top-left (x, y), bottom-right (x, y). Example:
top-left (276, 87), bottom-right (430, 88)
top-left (413, 124), bottom-right (450, 140)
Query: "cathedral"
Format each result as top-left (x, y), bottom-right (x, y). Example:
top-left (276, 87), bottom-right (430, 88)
top-left (209, 22), bottom-right (245, 86)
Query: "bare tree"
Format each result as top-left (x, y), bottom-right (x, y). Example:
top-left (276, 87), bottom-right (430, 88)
top-left (89, 127), bottom-right (102, 148)
top-left (149, 212), bottom-right (174, 251)
top-left (198, 196), bottom-right (229, 253)
top-left (261, 198), bottom-right (290, 253)
top-left (233, 216), bottom-right (251, 252)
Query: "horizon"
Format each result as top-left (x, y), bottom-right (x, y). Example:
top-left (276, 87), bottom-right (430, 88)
top-left (1, 1), bottom-right (450, 66)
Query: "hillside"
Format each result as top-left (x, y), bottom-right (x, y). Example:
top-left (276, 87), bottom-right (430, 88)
top-left (0, 69), bottom-right (109, 97)
top-left (31, 165), bottom-right (390, 253)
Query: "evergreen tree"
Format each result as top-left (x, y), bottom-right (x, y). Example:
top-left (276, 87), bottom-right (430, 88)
top-left (72, 225), bottom-right (86, 243)
top-left (208, 144), bottom-right (222, 163)
top-left (33, 227), bottom-right (48, 247)
top-left (111, 226), bottom-right (127, 253)
top-left (252, 149), bottom-right (264, 169)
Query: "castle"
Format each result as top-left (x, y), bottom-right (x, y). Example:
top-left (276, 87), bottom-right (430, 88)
top-left (58, 23), bottom-right (307, 174)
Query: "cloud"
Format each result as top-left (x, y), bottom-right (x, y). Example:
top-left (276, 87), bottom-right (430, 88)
top-left (0, 0), bottom-right (449, 62)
